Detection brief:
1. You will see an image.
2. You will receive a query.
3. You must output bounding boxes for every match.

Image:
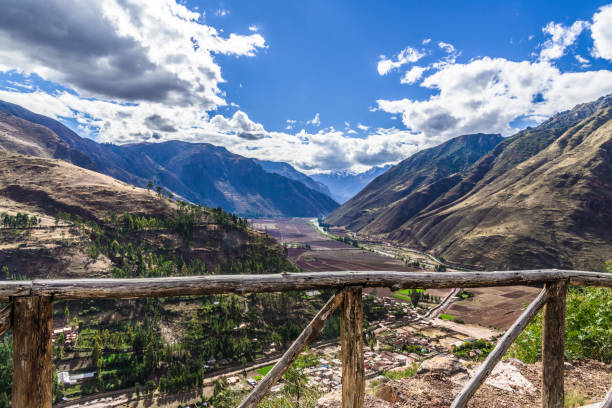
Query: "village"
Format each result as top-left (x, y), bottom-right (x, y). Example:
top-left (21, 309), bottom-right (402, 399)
top-left (219, 292), bottom-right (500, 399)
top-left (51, 290), bottom-right (500, 406)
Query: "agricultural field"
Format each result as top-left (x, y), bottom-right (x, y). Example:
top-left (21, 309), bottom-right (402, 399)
top-left (250, 218), bottom-right (542, 331)
top-left (444, 286), bottom-right (541, 330)
top-left (250, 218), bottom-right (416, 272)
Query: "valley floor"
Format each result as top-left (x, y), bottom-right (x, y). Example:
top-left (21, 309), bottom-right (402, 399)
top-left (53, 217), bottom-right (550, 407)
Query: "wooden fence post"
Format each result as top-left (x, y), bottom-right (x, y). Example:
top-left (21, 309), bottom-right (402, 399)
top-left (341, 286), bottom-right (364, 408)
top-left (542, 280), bottom-right (567, 408)
top-left (12, 296), bottom-right (53, 408)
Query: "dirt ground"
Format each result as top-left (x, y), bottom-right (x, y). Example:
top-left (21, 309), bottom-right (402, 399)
top-left (318, 359), bottom-right (612, 408)
top-left (444, 286), bottom-right (542, 330)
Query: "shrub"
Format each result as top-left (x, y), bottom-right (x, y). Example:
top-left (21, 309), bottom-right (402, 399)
top-left (508, 287), bottom-right (612, 363)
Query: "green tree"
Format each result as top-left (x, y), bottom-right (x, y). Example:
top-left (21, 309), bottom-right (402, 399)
top-left (509, 286), bottom-right (612, 363)
top-left (91, 334), bottom-right (102, 369)
top-left (64, 305), bottom-right (70, 324)
top-left (283, 365), bottom-right (308, 408)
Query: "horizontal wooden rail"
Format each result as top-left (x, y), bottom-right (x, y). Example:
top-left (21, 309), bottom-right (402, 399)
top-left (0, 270), bottom-right (609, 301)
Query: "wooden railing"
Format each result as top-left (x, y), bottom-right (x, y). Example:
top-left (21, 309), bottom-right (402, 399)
top-left (1, 269), bottom-right (611, 407)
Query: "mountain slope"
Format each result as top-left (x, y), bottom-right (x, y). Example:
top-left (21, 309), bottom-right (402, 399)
top-left (254, 159), bottom-right (332, 197)
top-left (0, 150), bottom-right (295, 278)
top-left (326, 133), bottom-right (503, 231)
top-left (329, 95), bottom-right (612, 270)
top-left (121, 141), bottom-right (339, 215)
top-left (0, 101), bottom-right (338, 216)
top-left (310, 165), bottom-right (392, 203)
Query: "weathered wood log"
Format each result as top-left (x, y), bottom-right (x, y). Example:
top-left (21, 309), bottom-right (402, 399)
top-left (22, 270), bottom-right (612, 301)
top-left (341, 286), bottom-right (364, 408)
top-left (12, 296), bottom-right (53, 408)
top-left (0, 304), bottom-right (11, 337)
top-left (238, 291), bottom-right (345, 408)
top-left (0, 281), bottom-right (31, 302)
top-left (542, 280), bottom-right (568, 408)
top-left (601, 385), bottom-right (612, 408)
top-left (0, 270), bottom-right (607, 302)
top-left (451, 287), bottom-right (551, 408)
top-left (566, 269), bottom-right (612, 288)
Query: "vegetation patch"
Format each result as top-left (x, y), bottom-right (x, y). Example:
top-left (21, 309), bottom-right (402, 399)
top-left (257, 364), bottom-right (274, 376)
top-left (439, 313), bottom-right (464, 323)
top-left (452, 339), bottom-right (493, 360)
top-left (383, 362), bottom-right (420, 380)
top-left (508, 284), bottom-right (612, 364)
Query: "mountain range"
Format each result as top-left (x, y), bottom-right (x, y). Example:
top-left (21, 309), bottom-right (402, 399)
top-left (0, 100), bottom-right (338, 217)
top-left (327, 95), bottom-right (612, 270)
top-left (310, 165), bottom-right (392, 203)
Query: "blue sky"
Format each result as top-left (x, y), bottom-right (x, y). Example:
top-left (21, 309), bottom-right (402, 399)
top-left (209, 0), bottom-right (612, 130)
top-left (1, 0), bottom-right (612, 173)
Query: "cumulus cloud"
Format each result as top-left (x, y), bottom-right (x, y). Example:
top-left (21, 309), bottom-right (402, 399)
top-left (377, 57), bottom-right (612, 141)
top-left (307, 113), bottom-right (320, 126)
top-left (438, 41), bottom-right (456, 54)
top-left (591, 4), bottom-right (612, 61)
top-left (144, 114), bottom-right (177, 132)
top-left (539, 20), bottom-right (588, 60)
top-left (0, 0), bottom-right (265, 107)
top-left (377, 46), bottom-right (425, 75)
top-left (401, 66), bottom-right (428, 84)
top-left (210, 110), bottom-right (266, 139)
top-left (575, 54), bottom-right (590, 67)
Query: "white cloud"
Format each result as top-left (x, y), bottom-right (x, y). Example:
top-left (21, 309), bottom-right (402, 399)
top-left (575, 54), bottom-right (590, 67)
top-left (0, 0), bottom-right (265, 108)
top-left (575, 55), bottom-right (589, 64)
top-left (377, 56), bottom-right (612, 142)
top-left (438, 41), bottom-right (456, 54)
top-left (357, 123), bottom-right (369, 131)
top-left (215, 9), bottom-right (230, 17)
top-left (248, 25), bottom-right (259, 32)
top-left (210, 110), bottom-right (266, 140)
top-left (422, 38), bottom-right (432, 45)
top-left (377, 46), bottom-right (425, 75)
top-left (307, 113), bottom-right (320, 126)
top-left (591, 4), bottom-right (612, 61)
top-left (539, 20), bottom-right (588, 60)
top-left (401, 66), bottom-right (428, 84)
